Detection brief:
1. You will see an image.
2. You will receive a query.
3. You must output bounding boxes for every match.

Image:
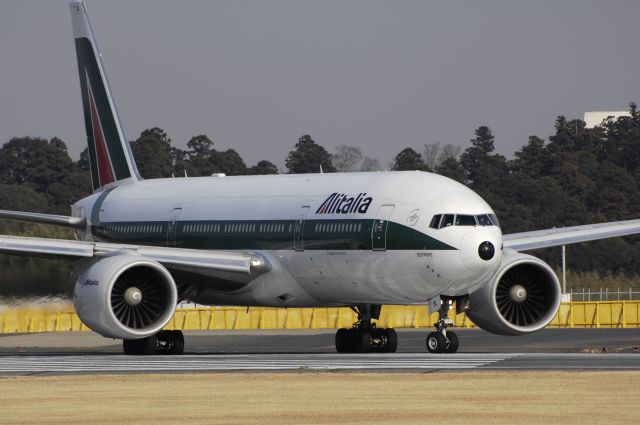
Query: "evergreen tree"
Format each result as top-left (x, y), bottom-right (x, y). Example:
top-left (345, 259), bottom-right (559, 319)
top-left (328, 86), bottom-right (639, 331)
top-left (285, 135), bottom-right (336, 174)
top-left (247, 160), bottom-right (279, 175)
top-left (130, 127), bottom-right (174, 178)
top-left (392, 147), bottom-right (428, 171)
top-left (436, 157), bottom-right (466, 183)
top-left (512, 136), bottom-right (550, 178)
top-left (459, 126), bottom-right (508, 189)
top-left (183, 134), bottom-right (216, 176)
top-left (211, 149), bottom-right (247, 175)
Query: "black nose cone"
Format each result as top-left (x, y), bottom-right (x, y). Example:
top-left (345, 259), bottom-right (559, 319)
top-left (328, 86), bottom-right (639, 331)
top-left (478, 241), bottom-right (495, 261)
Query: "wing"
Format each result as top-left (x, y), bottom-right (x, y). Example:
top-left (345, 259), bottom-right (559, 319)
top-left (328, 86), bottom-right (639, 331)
top-left (0, 209), bottom-right (85, 229)
top-left (0, 234), bottom-right (270, 283)
top-left (503, 219), bottom-right (640, 251)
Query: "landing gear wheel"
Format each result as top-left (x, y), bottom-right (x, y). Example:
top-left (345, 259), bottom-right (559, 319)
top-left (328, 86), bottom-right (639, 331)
top-left (334, 305), bottom-right (397, 354)
top-left (383, 328), bottom-right (398, 353)
top-left (355, 330), bottom-right (371, 353)
top-left (335, 328), bottom-right (352, 353)
top-left (169, 330), bottom-right (185, 355)
top-left (123, 339), bottom-right (139, 355)
top-left (426, 331), bottom-right (446, 354)
top-left (123, 334), bottom-right (158, 355)
top-left (444, 331), bottom-right (459, 354)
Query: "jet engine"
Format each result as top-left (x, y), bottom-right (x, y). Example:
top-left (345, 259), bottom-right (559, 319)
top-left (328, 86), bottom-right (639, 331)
top-left (73, 254), bottom-right (178, 339)
top-left (466, 252), bottom-right (561, 335)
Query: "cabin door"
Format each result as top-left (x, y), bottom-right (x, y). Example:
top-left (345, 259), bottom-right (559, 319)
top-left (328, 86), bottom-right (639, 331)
top-left (294, 206), bottom-right (310, 252)
top-left (167, 207), bottom-right (182, 247)
top-left (371, 204), bottom-right (395, 251)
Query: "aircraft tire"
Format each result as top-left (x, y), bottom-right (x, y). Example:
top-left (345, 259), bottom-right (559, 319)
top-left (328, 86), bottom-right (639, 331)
top-left (335, 328), bottom-right (351, 353)
top-left (444, 331), bottom-right (459, 354)
top-left (355, 330), bottom-right (371, 353)
top-left (383, 328), bottom-right (398, 353)
top-left (123, 339), bottom-right (139, 355)
top-left (426, 331), bottom-right (446, 354)
top-left (170, 330), bottom-right (185, 355)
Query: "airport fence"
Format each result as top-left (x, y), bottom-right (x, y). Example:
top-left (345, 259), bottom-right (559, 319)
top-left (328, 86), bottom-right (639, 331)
top-left (567, 288), bottom-right (640, 302)
top-left (1, 301), bottom-right (640, 334)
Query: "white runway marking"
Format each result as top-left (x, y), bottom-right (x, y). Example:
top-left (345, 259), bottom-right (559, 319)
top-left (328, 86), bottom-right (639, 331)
top-left (0, 353), bottom-right (516, 374)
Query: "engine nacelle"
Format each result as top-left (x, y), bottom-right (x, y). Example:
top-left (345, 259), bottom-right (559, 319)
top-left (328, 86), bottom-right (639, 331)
top-left (467, 252), bottom-right (561, 335)
top-left (73, 254), bottom-right (178, 339)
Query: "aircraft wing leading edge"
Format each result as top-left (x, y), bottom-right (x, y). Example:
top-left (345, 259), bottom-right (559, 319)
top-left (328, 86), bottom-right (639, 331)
top-left (503, 219), bottom-right (640, 252)
top-left (0, 235), bottom-right (268, 277)
top-left (0, 210), bottom-right (86, 229)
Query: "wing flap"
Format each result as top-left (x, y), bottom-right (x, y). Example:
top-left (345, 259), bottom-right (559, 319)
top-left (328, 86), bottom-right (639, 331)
top-left (503, 219), bottom-right (640, 251)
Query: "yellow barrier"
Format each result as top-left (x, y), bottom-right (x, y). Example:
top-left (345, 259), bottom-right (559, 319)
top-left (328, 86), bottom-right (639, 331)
top-left (2, 301), bottom-right (640, 334)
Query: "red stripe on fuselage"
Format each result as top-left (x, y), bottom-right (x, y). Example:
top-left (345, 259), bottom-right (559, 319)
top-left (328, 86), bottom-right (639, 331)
top-left (87, 79), bottom-right (116, 187)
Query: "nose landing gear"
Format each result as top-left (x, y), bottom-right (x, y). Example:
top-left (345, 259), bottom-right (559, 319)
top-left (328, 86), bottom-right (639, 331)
top-left (426, 297), bottom-right (460, 354)
top-left (335, 304), bottom-right (398, 353)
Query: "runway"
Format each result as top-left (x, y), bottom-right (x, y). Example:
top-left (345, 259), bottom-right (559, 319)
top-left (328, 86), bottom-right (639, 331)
top-left (0, 328), bottom-right (638, 375)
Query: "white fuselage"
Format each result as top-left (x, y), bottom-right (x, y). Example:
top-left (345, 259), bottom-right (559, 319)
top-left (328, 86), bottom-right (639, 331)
top-left (73, 171), bottom-right (503, 307)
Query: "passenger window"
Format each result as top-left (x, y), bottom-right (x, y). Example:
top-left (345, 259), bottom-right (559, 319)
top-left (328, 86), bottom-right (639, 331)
top-left (429, 214), bottom-right (442, 229)
top-left (441, 214), bottom-right (455, 228)
top-left (455, 215), bottom-right (476, 226)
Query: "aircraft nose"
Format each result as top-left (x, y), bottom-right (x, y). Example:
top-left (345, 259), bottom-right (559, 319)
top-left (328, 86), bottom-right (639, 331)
top-left (478, 241), bottom-right (495, 261)
top-left (460, 229), bottom-right (501, 274)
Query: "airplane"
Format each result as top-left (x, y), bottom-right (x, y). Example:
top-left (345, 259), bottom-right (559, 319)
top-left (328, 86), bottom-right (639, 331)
top-left (1, 0), bottom-right (640, 355)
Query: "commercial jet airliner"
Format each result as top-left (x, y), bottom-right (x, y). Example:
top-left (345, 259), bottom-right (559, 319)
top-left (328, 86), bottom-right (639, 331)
top-left (1, 1), bottom-right (640, 355)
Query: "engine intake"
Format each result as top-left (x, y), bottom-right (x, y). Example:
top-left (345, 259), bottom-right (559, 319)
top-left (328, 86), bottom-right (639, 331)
top-left (467, 253), bottom-right (561, 335)
top-left (74, 254), bottom-right (178, 339)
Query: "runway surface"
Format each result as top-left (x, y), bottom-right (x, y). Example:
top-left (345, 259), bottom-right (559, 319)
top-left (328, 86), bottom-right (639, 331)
top-left (0, 328), bottom-right (639, 375)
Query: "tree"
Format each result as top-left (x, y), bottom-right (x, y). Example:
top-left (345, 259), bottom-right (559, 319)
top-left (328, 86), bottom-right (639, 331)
top-left (210, 149), bottom-right (247, 175)
top-left (247, 160), bottom-right (279, 175)
top-left (392, 147), bottom-right (428, 171)
top-left (459, 126), bottom-right (508, 189)
top-left (359, 157), bottom-right (382, 172)
top-left (512, 136), bottom-right (550, 178)
top-left (332, 145), bottom-right (363, 172)
top-left (130, 128), bottom-right (174, 178)
top-left (183, 134), bottom-right (216, 176)
top-left (285, 135), bottom-right (336, 174)
top-left (436, 157), bottom-right (466, 183)
top-left (0, 184), bottom-right (49, 212)
top-left (0, 137), bottom-right (91, 213)
top-left (424, 143), bottom-right (462, 171)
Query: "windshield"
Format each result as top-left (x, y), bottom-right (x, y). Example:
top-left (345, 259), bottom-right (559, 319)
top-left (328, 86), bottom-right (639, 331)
top-left (429, 213), bottom-right (501, 229)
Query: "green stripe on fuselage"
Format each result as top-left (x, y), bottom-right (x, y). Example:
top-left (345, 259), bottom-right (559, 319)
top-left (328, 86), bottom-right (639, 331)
top-left (90, 219), bottom-right (457, 251)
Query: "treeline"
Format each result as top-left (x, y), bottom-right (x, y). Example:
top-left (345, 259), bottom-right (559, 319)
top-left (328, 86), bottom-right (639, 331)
top-left (1, 104), bottom-right (639, 295)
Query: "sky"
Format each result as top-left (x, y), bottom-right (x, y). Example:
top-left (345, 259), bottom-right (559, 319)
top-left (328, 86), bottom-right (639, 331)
top-left (1, 0), bottom-right (639, 169)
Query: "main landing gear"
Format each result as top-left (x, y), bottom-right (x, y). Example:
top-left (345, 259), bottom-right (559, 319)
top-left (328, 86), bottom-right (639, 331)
top-left (425, 297), bottom-right (460, 354)
top-left (123, 330), bottom-right (185, 355)
top-left (335, 304), bottom-right (398, 353)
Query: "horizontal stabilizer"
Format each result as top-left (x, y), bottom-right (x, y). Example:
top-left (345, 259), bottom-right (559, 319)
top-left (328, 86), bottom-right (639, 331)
top-left (0, 210), bottom-right (86, 229)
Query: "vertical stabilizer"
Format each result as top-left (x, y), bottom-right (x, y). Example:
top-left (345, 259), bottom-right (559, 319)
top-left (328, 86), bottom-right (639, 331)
top-left (69, 1), bottom-right (140, 191)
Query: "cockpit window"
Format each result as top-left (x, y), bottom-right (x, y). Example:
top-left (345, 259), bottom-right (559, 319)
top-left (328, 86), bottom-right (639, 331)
top-left (476, 214), bottom-right (493, 226)
top-left (429, 213), bottom-right (500, 229)
top-left (455, 215), bottom-right (477, 226)
top-left (429, 214), bottom-right (442, 229)
top-left (441, 214), bottom-right (455, 228)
